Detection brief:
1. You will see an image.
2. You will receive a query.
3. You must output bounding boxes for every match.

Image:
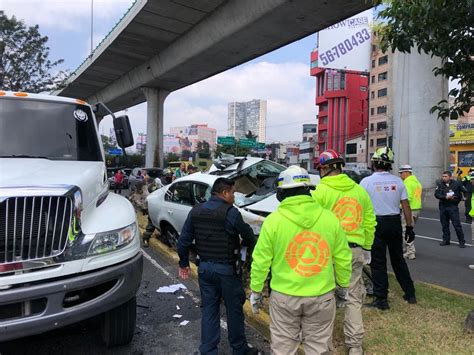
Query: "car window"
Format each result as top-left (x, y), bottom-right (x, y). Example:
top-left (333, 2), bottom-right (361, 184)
top-left (193, 183), bottom-right (211, 204)
top-left (165, 182), bottom-right (193, 205)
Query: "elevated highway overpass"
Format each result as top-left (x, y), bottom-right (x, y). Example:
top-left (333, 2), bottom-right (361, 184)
top-left (58, 0), bottom-right (372, 166)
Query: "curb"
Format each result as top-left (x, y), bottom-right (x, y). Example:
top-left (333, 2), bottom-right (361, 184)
top-left (146, 237), bottom-right (272, 339)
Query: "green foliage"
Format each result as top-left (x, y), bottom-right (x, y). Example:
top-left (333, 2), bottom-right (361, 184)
top-left (214, 144), bottom-right (252, 158)
top-left (101, 135), bottom-right (116, 151)
top-left (373, 0), bottom-right (474, 120)
top-left (0, 13), bottom-right (69, 92)
top-left (245, 130), bottom-right (257, 139)
top-left (196, 140), bottom-right (210, 154)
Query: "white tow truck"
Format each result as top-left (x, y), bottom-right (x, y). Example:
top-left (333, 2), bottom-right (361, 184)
top-left (0, 91), bottom-right (142, 346)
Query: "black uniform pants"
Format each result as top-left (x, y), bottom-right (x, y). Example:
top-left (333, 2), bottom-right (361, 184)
top-left (371, 215), bottom-right (415, 299)
top-left (440, 205), bottom-right (466, 243)
top-left (464, 193), bottom-right (472, 222)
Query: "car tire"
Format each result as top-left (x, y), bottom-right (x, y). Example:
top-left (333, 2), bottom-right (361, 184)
top-left (101, 297), bottom-right (136, 347)
top-left (162, 225), bottom-right (179, 249)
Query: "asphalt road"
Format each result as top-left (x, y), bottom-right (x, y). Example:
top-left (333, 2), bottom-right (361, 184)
top-left (388, 207), bottom-right (474, 295)
top-left (0, 246), bottom-right (270, 355)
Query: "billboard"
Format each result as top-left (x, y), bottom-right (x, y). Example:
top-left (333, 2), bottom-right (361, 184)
top-left (449, 123), bottom-right (474, 144)
top-left (318, 9), bottom-right (373, 72)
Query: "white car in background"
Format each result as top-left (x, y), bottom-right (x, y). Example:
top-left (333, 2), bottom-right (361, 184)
top-left (147, 156), bottom-right (320, 247)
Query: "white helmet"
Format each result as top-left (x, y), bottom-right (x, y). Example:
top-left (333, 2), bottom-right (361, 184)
top-left (398, 164), bottom-right (413, 173)
top-left (277, 165), bottom-right (315, 189)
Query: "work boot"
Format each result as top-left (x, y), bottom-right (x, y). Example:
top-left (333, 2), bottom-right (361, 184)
top-left (365, 298), bottom-right (390, 310)
top-left (439, 240), bottom-right (450, 246)
top-left (348, 346), bottom-right (364, 355)
top-left (403, 294), bottom-right (417, 304)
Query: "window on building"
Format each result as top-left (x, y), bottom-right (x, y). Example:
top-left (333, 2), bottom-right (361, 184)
top-left (371, 108), bottom-right (375, 116)
top-left (370, 139), bottom-right (374, 147)
top-left (377, 121), bottom-right (388, 131)
top-left (346, 143), bottom-right (357, 155)
top-left (320, 116), bottom-right (328, 124)
top-left (320, 103), bottom-right (328, 112)
top-left (372, 59), bottom-right (375, 68)
top-left (333, 72), bottom-right (340, 90)
top-left (378, 55), bottom-right (388, 65)
top-left (378, 71), bottom-right (388, 81)
top-left (371, 75), bottom-right (375, 84)
top-left (376, 137), bottom-right (387, 146)
top-left (377, 105), bottom-right (387, 114)
top-left (346, 157), bottom-right (357, 162)
top-left (378, 88), bottom-right (388, 97)
top-left (360, 86), bottom-right (367, 91)
top-left (327, 73), bottom-right (333, 91)
top-left (371, 91), bottom-right (375, 99)
top-left (370, 123), bottom-right (374, 131)
top-left (340, 72), bottom-right (346, 89)
top-left (311, 60), bottom-right (318, 69)
top-left (320, 143), bottom-right (327, 151)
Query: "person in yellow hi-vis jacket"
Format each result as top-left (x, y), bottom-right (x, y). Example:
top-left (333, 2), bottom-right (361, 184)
top-left (312, 149), bottom-right (376, 355)
top-left (399, 165), bottom-right (423, 260)
top-left (250, 165), bottom-right (352, 355)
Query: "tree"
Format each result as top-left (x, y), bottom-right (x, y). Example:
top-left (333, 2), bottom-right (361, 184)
top-left (196, 140), bottom-right (210, 154)
top-left (0, 13), bottom-right (68, 92)
top-left (181, 149), bottom-right (192, 161)
top-left (373, 0), bottom-right (474, 120)
top-left (101, 135), bottom-right (117, 151)
top-left (214, 144), bottom-right (252, 158)
top-left (245, 130), bottom-right (258, 139)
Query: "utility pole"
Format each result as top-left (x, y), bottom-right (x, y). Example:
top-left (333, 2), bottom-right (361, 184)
top-left (90, 0), bottom-right (94, 57)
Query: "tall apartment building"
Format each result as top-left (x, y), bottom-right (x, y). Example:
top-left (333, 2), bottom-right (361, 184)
top-left (310, 51), bottom-right (369, 161)
top-left (228, 99), bottom-right (267, 142)
top-left (367, 40), bottom-right (393, 159)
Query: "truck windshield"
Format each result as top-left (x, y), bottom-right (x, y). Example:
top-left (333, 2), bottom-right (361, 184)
top-left (0, 98), bottom-right (102, 161)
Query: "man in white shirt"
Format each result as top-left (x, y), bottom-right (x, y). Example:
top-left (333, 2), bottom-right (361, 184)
top-left (360, 147), bottom-right (416, 310)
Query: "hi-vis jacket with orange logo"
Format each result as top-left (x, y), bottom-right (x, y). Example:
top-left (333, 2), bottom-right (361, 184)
top-left (404, 175), bottom-right (423, 210)
top-left (250, 195), bottom-right (352, 297)
top-left (311, 174), bottom-right (376, 251)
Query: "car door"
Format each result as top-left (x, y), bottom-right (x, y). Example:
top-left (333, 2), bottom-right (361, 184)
top-left (162, 181), bottom-right (194, 234)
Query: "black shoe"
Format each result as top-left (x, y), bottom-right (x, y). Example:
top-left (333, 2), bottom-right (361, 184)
top-left (439, 241), bottom-right (450, 246)
top-left (245, 348), bottom-right (260, 355)
top-left (365, 298), bottom-right (390, 310)
top-left (403, 295), bottom-right (417, 304)
top-left (459, 243), bottom-right (466, 248)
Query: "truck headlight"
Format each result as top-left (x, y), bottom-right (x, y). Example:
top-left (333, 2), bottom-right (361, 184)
top-left (88, 222), bottom-right (137, 256)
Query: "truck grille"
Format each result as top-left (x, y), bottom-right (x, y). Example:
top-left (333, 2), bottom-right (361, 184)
top-left (0, 196), bottom-right (73, 264)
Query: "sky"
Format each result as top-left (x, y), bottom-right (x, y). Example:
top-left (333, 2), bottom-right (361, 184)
top-left (2, 0), bottom-right (320, 143)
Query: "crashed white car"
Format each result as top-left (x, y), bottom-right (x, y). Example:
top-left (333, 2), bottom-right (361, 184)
top-left (147, 156), bottom-right (320, 247)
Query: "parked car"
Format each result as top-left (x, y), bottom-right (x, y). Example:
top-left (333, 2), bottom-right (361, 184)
top-left (147, 157), bottom-right (320, 247)
top-left (129, 167), bottom-right (163, 191)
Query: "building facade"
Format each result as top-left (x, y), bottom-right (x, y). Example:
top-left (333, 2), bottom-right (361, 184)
top-left (367, 40), bottom-right (393, 159)
top-left (228, 99), bottom-right (267, 142)
top-left (302, 123), bottom-right (317, 142)
top-left (169, 124), bottom-right (217, 152)
top-left (310, 50), bottom-right (369, 163)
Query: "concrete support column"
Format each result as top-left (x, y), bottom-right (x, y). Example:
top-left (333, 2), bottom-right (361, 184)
top-left (141, 88), bottom-right (169, 168)
top-left (391, 51), bottom-right (449, 188)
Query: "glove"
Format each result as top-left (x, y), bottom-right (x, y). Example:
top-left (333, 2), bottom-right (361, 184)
top-left (362, 249), bottom-right (371, 265)
top-left (405, 226), bottom-right (416, 243)
top-left (250, 292), bottom-right (263, 314)
top-left (335, 286), bottom-right (348, 308)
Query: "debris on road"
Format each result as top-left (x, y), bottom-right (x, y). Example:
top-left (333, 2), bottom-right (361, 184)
top-left (179, 320), bottom-right (190, 327)
top-left (173, 314), bottom-right (183, 319)
top-left (156, 283), bottom-right (187, 293)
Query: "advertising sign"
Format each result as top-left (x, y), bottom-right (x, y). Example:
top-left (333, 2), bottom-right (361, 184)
top-left (318, 9), bottom-right (373, 72)
top-left (108, 148), bottom-right (123, 156)
top-left (449, 123), bottom-right (474, 144)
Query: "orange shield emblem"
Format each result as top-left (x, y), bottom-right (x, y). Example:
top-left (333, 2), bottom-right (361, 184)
top-left (285, 231), bottom-right (330, 277)
top-left (332, 197), bottom-right (363, 233)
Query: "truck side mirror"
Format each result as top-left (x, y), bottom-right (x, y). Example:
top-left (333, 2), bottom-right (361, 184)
top-left (114, 115), bottom-right (134, 148)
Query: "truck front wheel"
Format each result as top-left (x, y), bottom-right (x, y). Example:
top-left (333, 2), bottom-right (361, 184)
top-left (101, 297), bottom-right (137, 347)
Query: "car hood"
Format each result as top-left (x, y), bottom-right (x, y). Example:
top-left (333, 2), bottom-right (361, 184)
top-left (0, 158), bottom-right (107, 207)
top-left (241, 173), bottom-right (320, 214)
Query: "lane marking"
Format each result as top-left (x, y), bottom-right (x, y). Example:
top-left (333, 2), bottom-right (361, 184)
top-left (416, 234), bottom-right (472, 247)
top-left (419, 216), bottom-right (470, 226)
top-left (142, 249), bottom-right (170, 277)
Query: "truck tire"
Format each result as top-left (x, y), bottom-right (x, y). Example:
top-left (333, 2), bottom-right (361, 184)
top-left (101, 297), bottom-right (136, 347)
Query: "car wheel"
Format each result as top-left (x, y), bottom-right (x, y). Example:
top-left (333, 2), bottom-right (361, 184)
top-left (101, 297), bottom-right (136, 347)
top-left (162, 225), bottom-right (179, 249)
